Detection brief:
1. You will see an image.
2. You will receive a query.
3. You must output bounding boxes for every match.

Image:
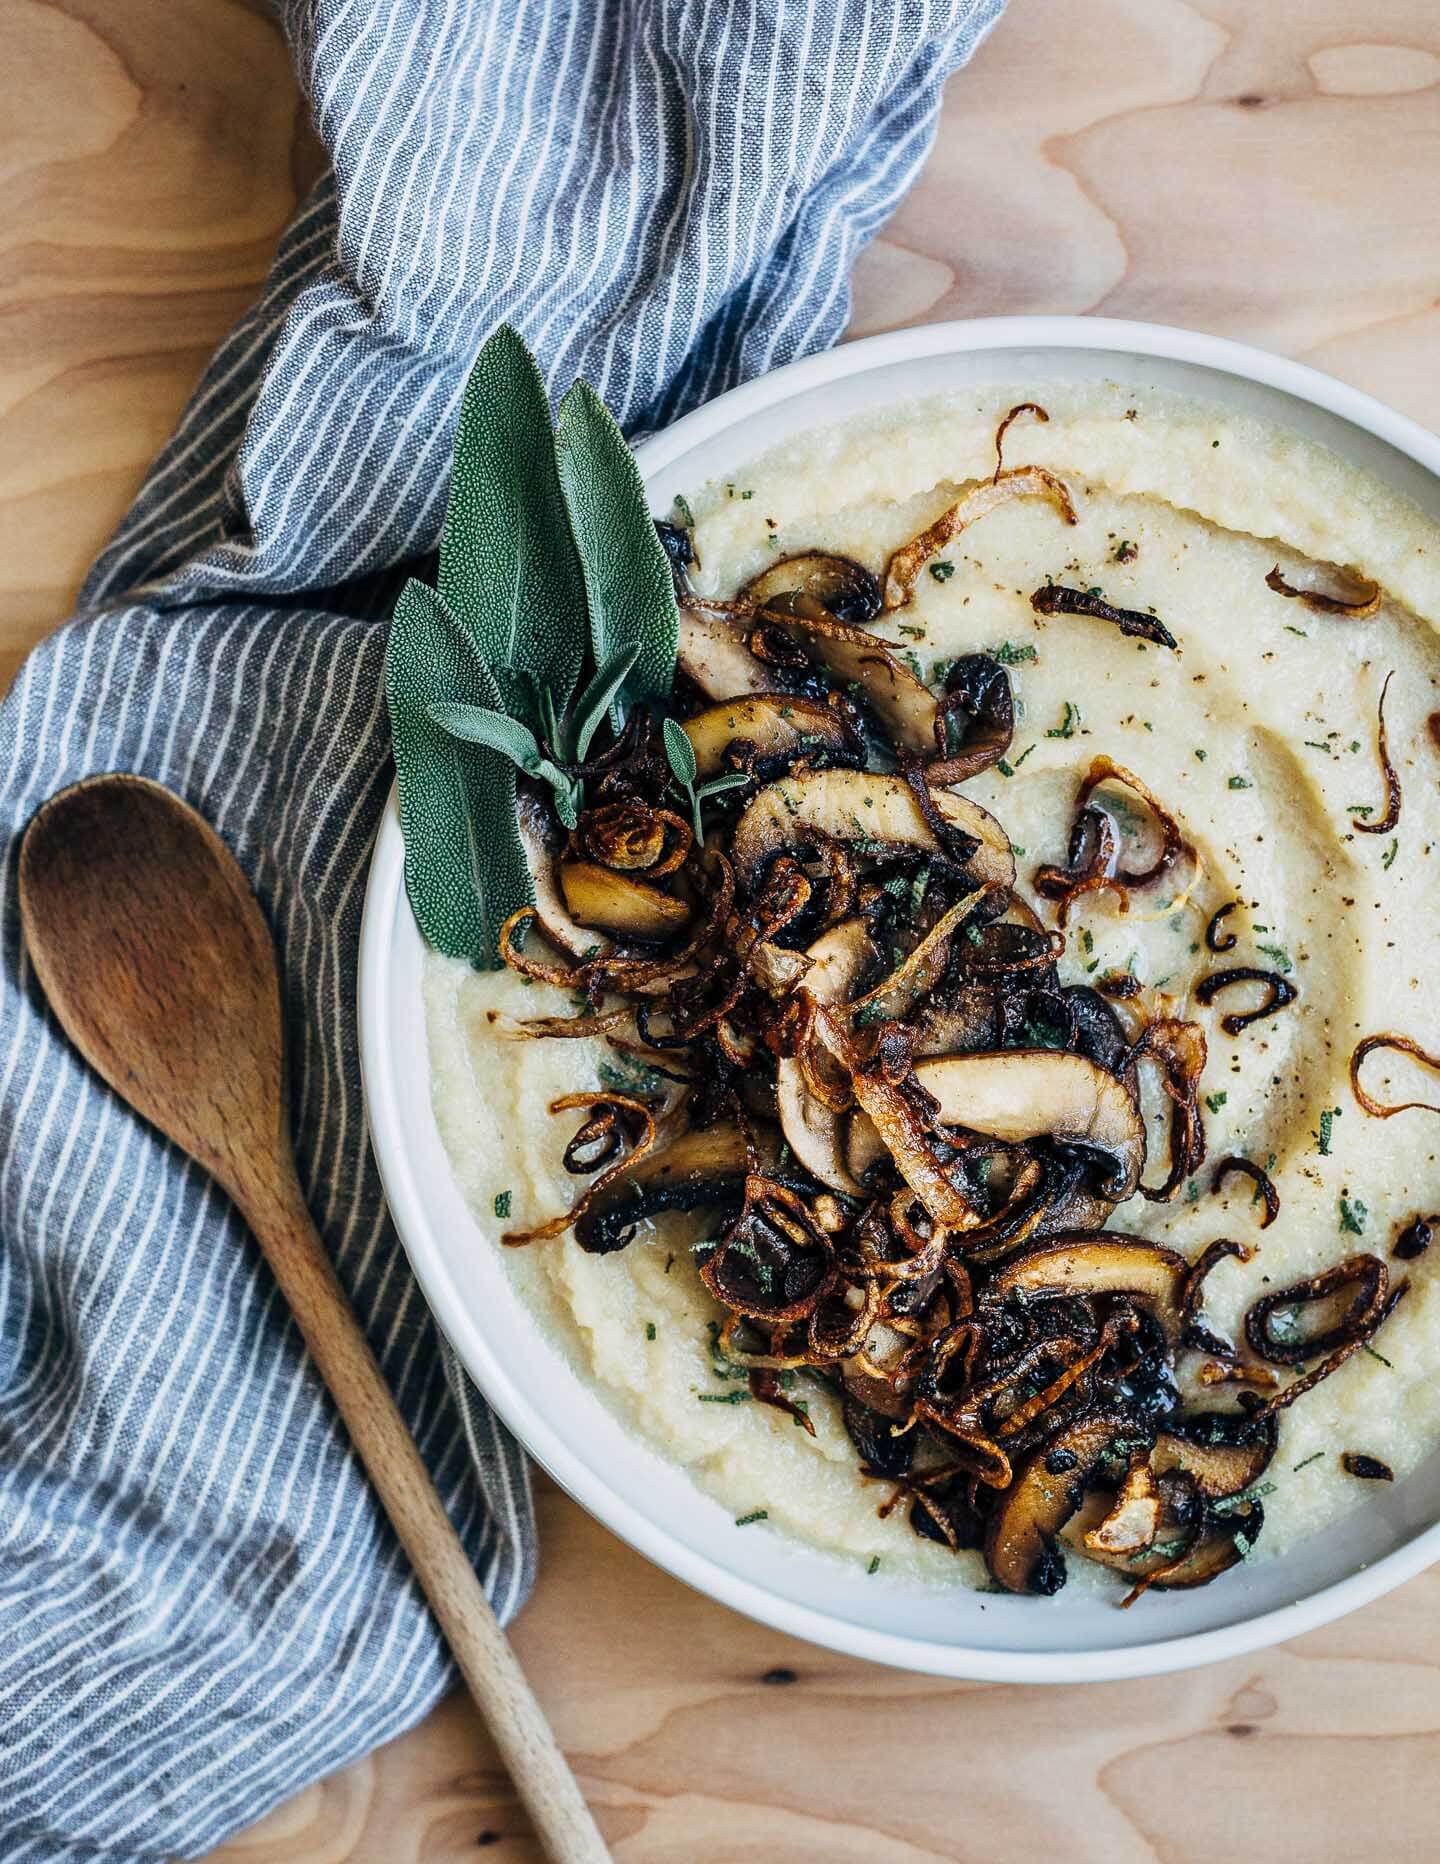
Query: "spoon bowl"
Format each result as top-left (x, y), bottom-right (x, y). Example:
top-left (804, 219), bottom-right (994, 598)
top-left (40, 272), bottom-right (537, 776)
top-left (19, 772), bottom-right (609, 1864)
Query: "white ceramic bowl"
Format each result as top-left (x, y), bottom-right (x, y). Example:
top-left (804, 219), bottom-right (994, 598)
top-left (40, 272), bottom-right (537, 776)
top-left (359, 315), bottom-right (1440, 1681)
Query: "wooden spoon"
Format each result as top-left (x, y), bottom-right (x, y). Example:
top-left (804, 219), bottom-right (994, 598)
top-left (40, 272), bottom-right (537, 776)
top-left (18, 773), bottom-right (609, 1864)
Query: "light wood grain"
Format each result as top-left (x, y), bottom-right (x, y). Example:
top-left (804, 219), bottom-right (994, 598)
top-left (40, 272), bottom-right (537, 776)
top-left (4, 0), bottom-right (1440, 1858)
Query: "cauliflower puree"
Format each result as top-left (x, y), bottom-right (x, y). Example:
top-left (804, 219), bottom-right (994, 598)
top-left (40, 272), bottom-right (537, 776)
top-left (425, 383), bottom-right (1440, 1587)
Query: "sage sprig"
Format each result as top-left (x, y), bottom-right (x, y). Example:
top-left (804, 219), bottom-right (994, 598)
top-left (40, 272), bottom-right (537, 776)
top-left (662, 718), bottom-right (751, 842)
top-left (385, 326), bottom-right (679, 966)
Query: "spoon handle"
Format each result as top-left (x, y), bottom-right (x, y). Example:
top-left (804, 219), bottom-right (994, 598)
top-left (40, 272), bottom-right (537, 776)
top-left (237, 1164), bottom-right (610, 1864)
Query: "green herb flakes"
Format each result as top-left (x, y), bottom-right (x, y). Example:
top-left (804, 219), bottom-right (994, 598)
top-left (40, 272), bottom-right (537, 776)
top-left (697, 1391), bottom-right (750, 1406)
top-left (1382, 839), bottom-right (1399, 870)
top-left (1228, 775), bottom-right (1252, 790)
top-left (645, 1322), bottom-right (657, 1342)
top-left (991, 640), bottom-right (1037, 665)
top-left (929, 560), bottom-right (956, 583)
top-left (1046, 700), bottom-right (1081, 740)
top-left (867, 1556), bottom-right (881, 1576)
top-left (1318, 1107), bottom-right (1339, 1154)
top-left (1339, 1195), bottom-right (1369, 1235)
top-left (1204, 1091), bottom-right (1228, 1114)
top-left (1256, 942), bottom-right (1293, 974)
top-left (735, 1509), bottom-right (769, 1527)
top-left (493, 1190), bottom-right (512, 1220)
top-left (1293, 1450), bottom-right (1325, 1473)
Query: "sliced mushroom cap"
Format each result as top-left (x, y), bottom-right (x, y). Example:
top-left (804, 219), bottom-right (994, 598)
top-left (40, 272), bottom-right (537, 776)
top-left (679, 604), bottom-right (773, 699)
top-left (517, 791), bottom-right (614, 960)
top-left (911, 988), bottom-right (1000, 1056)
top-left (986, 1410), bottom-right (1142, 1593)
top-left (756, 602), bottom-right (941, 756)
top-left (573, 1121), bottom-right (751, 1253)
top-left (915, 1050), bottom-right (1144, 1201)
top-left (739, 552), bottom-right (881, 626)
top-left (1152, 1413), bottom-right (1277, 1499)
top-left (731, 767), bottom-right (1014, 893)
top-left (559, 860), bottom-right (693, 942)
top-left (986, 1233), bottom-right (1188, 1348)
top-left (776, 919), bottom-right (878, 1196)
top-left (681, 693), bottom-right (858, 781)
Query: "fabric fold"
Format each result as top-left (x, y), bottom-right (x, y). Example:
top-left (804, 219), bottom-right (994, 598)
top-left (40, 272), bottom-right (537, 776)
top-left (0, 2), bottom-right (1004, 1856)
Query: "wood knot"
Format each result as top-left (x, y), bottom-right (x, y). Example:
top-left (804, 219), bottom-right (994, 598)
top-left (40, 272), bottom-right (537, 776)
top-left (761, 1666), bottom-right (799, 1686)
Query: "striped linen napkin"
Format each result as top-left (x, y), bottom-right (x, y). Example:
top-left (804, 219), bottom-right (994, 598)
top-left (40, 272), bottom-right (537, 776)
top-left (0, 1), bottom-right (1005, 1855)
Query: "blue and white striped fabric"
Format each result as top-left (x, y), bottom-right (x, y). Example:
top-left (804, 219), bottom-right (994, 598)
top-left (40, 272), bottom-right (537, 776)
top-left (0, 1), bottom-right (1004, 1855)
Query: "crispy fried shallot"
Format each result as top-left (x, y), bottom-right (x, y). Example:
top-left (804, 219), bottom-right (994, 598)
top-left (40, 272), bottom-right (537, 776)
top-left (993, 401), bottom-right (1049, 480)
top-left (1195, 966), bottom-right (1298, 1036)
top-left (883, 469), bottom-right (1078, 609)
top-left (1351, 670), bottom-right (1401, 836)
top-left (1350, 1032), bottom-right (1440, 1119)
top-left (1210, 1156), bottom-right (1279, 1228)
top-left (1265, 563), bottom-right (1382, 618)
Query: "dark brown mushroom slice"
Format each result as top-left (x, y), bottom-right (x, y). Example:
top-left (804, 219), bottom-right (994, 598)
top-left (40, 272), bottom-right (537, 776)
top-left (931, 653), bottom-right (1014, 782)
top-left (739, 552), bottom-right (882, 626)
top-left (775, 919), bottom-right (878, 1195)
top-left (985, 1234), bottom-right (1188, 1349)
top-left (985, 1411), bottom-right (1144, 1593)
top-left (1062, 985), bottom-right (1133, 1080)
top-left (680, 693), bottom-right (860, 781)
top-left (558, 859), bottom-right (693, 942)
top-left (841, 1384), bottom-right (915, 1474)
top-left (754, 599), bottom-right (942, 757)
top-left (573, 1121), bottom-right (753, 1254)
top-left (1151, 1413), bottom-right (1278, 1500)
top-left (911, 988), bottom-right (1000, 1057)
top-left (678, 602), bottom-right (774, 699)
top-left (655, 519), bottom-right (695, 584)
top-left (516, 790), bottom-right (615, 960)
top-left (731, 768), bottom-right (1014, 895)
top-left (1030, 583), bottom-right (1179, 652)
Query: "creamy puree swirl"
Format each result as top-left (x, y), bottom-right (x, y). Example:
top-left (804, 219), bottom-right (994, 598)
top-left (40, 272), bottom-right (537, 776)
top-left (425, 383), bottom-right (1440, 1588)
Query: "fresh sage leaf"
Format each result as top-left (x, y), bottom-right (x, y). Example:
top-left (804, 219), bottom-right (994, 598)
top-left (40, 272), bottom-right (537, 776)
top-left (438, 326), bottom-right (587, 730)
top-left (572, 642), bottom-right (641, 761)
top-left (556, 380), bottom-right (678, 709)
top-left (427, 703), bottom-right (544, 771)
top-left (662, 716), bottom-right (697, 788)
top-left (697, 772), bottom-right (751, 802)
top-left (386, 578), bottom-right (532, 967)
top-left (429, 703), bottom-right (582, 827)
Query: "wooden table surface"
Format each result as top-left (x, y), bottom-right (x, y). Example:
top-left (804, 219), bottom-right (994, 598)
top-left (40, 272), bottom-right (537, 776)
top-left (7, 2), bottom-right (1440, 1857)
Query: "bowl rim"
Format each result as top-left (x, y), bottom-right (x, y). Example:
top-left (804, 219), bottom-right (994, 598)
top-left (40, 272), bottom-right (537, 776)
top-left (359, 313), bottom-right (1440, 1682)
